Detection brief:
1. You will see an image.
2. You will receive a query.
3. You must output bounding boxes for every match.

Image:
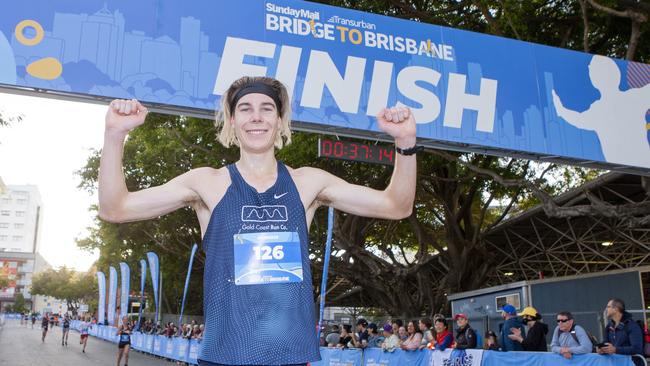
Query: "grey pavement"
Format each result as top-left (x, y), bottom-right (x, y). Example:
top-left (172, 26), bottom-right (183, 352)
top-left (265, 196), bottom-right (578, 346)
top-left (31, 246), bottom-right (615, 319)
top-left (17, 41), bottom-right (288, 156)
top-left (0, 320), bottom-right (174, 366)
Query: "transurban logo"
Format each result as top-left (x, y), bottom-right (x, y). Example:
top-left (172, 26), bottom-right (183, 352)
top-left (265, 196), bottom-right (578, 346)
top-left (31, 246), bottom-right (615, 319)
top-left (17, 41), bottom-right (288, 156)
top-left (266, 2), bottom-right (320, 20)
top-left (241, 205), bottom-right (288, 222)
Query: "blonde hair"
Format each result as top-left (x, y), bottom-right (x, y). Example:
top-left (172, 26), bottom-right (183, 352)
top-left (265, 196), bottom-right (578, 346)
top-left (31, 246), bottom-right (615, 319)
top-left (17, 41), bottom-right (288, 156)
top-left (215, 76), bottom-right (292, 149)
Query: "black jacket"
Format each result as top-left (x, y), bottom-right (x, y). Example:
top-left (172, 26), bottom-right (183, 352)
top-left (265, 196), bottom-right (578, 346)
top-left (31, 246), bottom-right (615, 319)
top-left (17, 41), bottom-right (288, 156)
top-left (455, 325), bottom-right (477, 349)
top-left (521, 321), bottom-right (548, 351)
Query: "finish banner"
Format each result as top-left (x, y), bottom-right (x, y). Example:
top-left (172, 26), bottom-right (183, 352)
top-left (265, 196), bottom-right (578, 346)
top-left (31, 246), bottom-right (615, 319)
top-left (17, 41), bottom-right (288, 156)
top-left (0, 0), bottom-right (649, 169)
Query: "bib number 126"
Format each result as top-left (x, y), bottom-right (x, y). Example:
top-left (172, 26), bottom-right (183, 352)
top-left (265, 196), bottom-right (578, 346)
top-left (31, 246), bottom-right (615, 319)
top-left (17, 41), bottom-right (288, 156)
top-left (253, 245), bottom-right (285, 260)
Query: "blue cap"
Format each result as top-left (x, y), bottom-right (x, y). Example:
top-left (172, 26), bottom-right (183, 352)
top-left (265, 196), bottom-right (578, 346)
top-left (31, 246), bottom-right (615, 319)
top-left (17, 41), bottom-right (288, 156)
top-left (501, 304), bottom-right (517, 315)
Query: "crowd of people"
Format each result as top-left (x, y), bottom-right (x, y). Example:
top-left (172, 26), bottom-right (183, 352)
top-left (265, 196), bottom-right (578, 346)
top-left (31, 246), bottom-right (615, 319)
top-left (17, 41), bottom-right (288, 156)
top-left (133, 319), bottom-right (204, 340)
top-left (321, 297), bottom-right (650, 365)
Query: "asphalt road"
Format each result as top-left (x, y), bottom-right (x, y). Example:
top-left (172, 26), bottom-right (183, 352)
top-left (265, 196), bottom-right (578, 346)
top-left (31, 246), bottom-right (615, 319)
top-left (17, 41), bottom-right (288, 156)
top-left (0, 320), bottom-right (172, 366)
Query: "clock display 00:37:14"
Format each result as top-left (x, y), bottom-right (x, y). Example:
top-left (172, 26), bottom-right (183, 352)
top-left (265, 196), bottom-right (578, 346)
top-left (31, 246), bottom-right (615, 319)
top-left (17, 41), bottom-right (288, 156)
top-left (318, 138), bottom-right (394, 165)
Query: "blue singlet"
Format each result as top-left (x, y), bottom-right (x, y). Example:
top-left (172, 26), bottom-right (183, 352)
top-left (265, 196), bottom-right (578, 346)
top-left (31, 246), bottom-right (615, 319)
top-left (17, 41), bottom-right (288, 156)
top-left (198, 161), bottom-right (320, 365)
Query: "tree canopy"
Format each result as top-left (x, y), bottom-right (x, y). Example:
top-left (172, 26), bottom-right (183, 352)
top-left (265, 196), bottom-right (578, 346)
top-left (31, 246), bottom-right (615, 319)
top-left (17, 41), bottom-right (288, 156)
top-left (31, 266), bottom-right (97, 315)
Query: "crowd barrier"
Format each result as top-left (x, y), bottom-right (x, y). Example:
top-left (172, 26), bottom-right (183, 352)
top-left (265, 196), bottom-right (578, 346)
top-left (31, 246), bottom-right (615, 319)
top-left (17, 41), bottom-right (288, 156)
top-left (67, 321), bottom-right (635, 366)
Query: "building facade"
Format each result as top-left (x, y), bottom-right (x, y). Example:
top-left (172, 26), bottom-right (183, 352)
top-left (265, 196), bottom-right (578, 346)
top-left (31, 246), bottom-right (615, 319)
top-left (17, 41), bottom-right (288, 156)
top-left (0, 182), bottom-right (46, 312)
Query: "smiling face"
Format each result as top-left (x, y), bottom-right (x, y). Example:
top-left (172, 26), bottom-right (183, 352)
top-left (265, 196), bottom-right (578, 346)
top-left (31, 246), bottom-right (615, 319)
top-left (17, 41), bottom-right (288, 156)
top-left (230, 93), bottom-right (281, 154)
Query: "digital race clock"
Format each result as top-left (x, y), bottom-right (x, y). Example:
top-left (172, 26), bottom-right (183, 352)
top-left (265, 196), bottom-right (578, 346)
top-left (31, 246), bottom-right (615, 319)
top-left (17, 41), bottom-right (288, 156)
top-left (318, 138), bottom-right (394, 165)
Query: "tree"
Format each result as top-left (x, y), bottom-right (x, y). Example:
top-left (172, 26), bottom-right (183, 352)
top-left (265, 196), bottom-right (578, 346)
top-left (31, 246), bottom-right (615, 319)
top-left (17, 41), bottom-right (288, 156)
top-left (31, 267), bottom-right (97, 315)
top-left (0, 273), bottom-right (9, 289)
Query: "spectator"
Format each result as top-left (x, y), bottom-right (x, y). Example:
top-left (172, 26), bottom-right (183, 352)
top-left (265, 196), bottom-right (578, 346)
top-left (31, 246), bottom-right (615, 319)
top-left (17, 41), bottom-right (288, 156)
top-left (391, 319), bottom-right (404, 335)
top-left (508, 307), bottom-right (548, 351)
top-left (418, 318), bottom-right (434, 350)
top-left (401, 320), bottom-right (422, 351)
top-left (352, 318), bottom-right (369, 348)
top-left (338, 324), bottom-right (353, 349)
top-left (498, 304), bottom-right (525, 351)
top-left (367, 323), bottom-right (385, 348)
top-left (429, 318), bottom-right (454, 351)
top-left (398, 326), bottom-right (408, 342)
top-left (197, 324), bottom-right (204, 340)
top-left (454, 313), bottom-right (477, 350)
top-left (598, 298), bottom-right (644, 366)
top-left (484, 330), bottom-right (499, 351)
top-left (550, 311), bottom-right (593, 359)
top-left (381, 324), bottom-right (400, 352)
top-left (326, 325), bottom-right (341, 347)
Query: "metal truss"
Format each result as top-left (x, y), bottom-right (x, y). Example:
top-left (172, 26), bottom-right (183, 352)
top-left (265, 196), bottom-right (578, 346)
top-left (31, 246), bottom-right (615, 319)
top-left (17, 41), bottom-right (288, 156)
top-left (483, 173), bottom-right (650, 289)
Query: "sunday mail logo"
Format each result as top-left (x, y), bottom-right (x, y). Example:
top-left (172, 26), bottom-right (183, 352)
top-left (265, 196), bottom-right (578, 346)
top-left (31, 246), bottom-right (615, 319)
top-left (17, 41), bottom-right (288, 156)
top-left (241, 205), bottom-right (288, 222)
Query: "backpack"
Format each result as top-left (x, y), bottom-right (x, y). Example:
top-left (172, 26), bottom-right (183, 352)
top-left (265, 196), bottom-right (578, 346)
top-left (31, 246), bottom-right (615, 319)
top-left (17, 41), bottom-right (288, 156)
top-left (633, 320), bottom-right (650, 357)
top-left (568, 324), bottom-right (599, 353)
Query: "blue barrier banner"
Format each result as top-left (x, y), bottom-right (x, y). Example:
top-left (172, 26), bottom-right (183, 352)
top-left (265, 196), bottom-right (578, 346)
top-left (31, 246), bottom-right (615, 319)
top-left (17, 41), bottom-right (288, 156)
top-left (118, 262), bottom-right (130, 321)
top-left (164, 336), bottom-right (176, 359)
top-left (131, 332), bottom-right (142, 351)
top-left (96, 271), bottom-right (106, 325)
top-left (430, 349), bottom-right (484, 366)
top-left (175, 338), bottom-right (190, 363)
top-left (187, 339), bottom-right (201, 364)
top-left (1, 1), bottom-right (649, 170)
top-left (144, 334), bottom-right (154, 354)
top-left (481, 350), bottom-right (634, 366)
top-left (153, 335), bottom-right (165, 357)
top-left (312, 347), bottom-right (363, 366)
top-left (363, 348), bottom-right (402, 366)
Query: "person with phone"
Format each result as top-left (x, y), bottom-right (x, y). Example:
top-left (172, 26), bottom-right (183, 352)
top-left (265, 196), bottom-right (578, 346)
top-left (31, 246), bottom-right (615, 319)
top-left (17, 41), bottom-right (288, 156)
top-left (597, 298), bottom-right (644, 366)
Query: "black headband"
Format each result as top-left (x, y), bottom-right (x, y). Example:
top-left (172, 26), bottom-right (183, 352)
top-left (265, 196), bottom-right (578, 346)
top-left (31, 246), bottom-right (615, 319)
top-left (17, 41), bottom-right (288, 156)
top-left (229, 82), bottom-right (282, 114)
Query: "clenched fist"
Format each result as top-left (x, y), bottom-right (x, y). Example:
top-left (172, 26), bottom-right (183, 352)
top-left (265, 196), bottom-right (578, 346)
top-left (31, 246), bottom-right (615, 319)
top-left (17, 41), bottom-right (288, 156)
top-left (376, 106), bottom-right (417, 148)
top-left (105, 99), bottom-right (148, 135)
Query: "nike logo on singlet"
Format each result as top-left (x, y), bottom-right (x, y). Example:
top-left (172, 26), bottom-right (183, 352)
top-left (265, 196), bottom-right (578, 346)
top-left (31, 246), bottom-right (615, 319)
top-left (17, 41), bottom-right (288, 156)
top-left (274, 192), bottom-right (288, 199)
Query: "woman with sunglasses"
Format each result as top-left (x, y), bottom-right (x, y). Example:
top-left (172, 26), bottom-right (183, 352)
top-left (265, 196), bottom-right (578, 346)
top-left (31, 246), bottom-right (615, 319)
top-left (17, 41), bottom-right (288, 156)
top-left (508, 306), bottom-right (548, 351)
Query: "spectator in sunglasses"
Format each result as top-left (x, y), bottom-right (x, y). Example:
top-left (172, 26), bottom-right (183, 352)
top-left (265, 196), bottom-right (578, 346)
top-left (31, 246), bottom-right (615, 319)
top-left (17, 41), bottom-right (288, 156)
top-left (550, 311), bottom-right (593, 359)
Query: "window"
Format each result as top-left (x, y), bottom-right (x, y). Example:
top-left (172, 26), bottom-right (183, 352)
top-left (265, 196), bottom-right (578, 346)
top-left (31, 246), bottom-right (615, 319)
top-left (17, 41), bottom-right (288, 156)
top-left (0, 223), bottom-right (8, 229)
top-left (1, 198), bottom-right (10, 204)
top-left (14, 223), bottom-right (23, 229)
top-left (0, 235), bottom-right (7, 241)
top-left (16, 199), bottom-right (27, 205)
top-left (1, 211), bottom-right (9, 216)
top-left (12, 235), bottom-right (22, 241)
top-left (15, 211), bottom-right (25, 217)
top-left (496, 293), bottom-right (521, 311)
top-left (14, 191), bottom-right (28, 198)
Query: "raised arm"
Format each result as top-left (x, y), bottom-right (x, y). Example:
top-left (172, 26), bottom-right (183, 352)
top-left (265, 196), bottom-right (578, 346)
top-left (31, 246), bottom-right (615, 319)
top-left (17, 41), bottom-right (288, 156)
top-left (552, 90), bottom-right (592, 130)
top-left (316, 106), bottom-right (417, 220)
top-left (98, 99), bottom-right (200, 223)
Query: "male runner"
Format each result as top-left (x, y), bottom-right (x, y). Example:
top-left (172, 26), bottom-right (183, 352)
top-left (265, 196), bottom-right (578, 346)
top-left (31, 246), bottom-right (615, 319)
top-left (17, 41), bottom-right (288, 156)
top-left (41, 313), bottom-right (49, 342)
top-left (61, 314), bottom-right (70, 346)
top-left (99, 76), bottom-right (417, 365)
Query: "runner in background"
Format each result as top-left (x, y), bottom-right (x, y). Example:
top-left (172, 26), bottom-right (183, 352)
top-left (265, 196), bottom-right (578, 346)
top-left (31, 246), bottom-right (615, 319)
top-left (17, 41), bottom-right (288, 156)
top-left (41, 313), bottom-right (49, 342)
top-left (116, 316), bottom-right (132, 366)
top-left (79, 316), bottom-right (90, 353)
top-left (61, 314), bottom-right (70, 346)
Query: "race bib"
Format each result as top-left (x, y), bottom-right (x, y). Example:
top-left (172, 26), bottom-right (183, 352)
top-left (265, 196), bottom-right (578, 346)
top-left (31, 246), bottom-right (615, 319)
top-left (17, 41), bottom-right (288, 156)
top-left (233, 231), bottom-right (303, 285)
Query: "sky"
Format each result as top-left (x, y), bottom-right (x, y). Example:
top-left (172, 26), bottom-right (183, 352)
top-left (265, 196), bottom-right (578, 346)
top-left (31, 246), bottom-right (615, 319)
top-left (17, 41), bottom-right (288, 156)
top-left (0, 92), bottom-right (105, 271)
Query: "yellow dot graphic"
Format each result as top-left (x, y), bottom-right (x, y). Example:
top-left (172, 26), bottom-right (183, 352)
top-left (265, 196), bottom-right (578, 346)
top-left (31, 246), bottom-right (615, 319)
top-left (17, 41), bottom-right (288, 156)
top-left (26, 57), bottom-right (62, 80)
top-left (15, 20), bottom-right (44, 46)
top-left (15, 19), bottom-right (63, 80)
